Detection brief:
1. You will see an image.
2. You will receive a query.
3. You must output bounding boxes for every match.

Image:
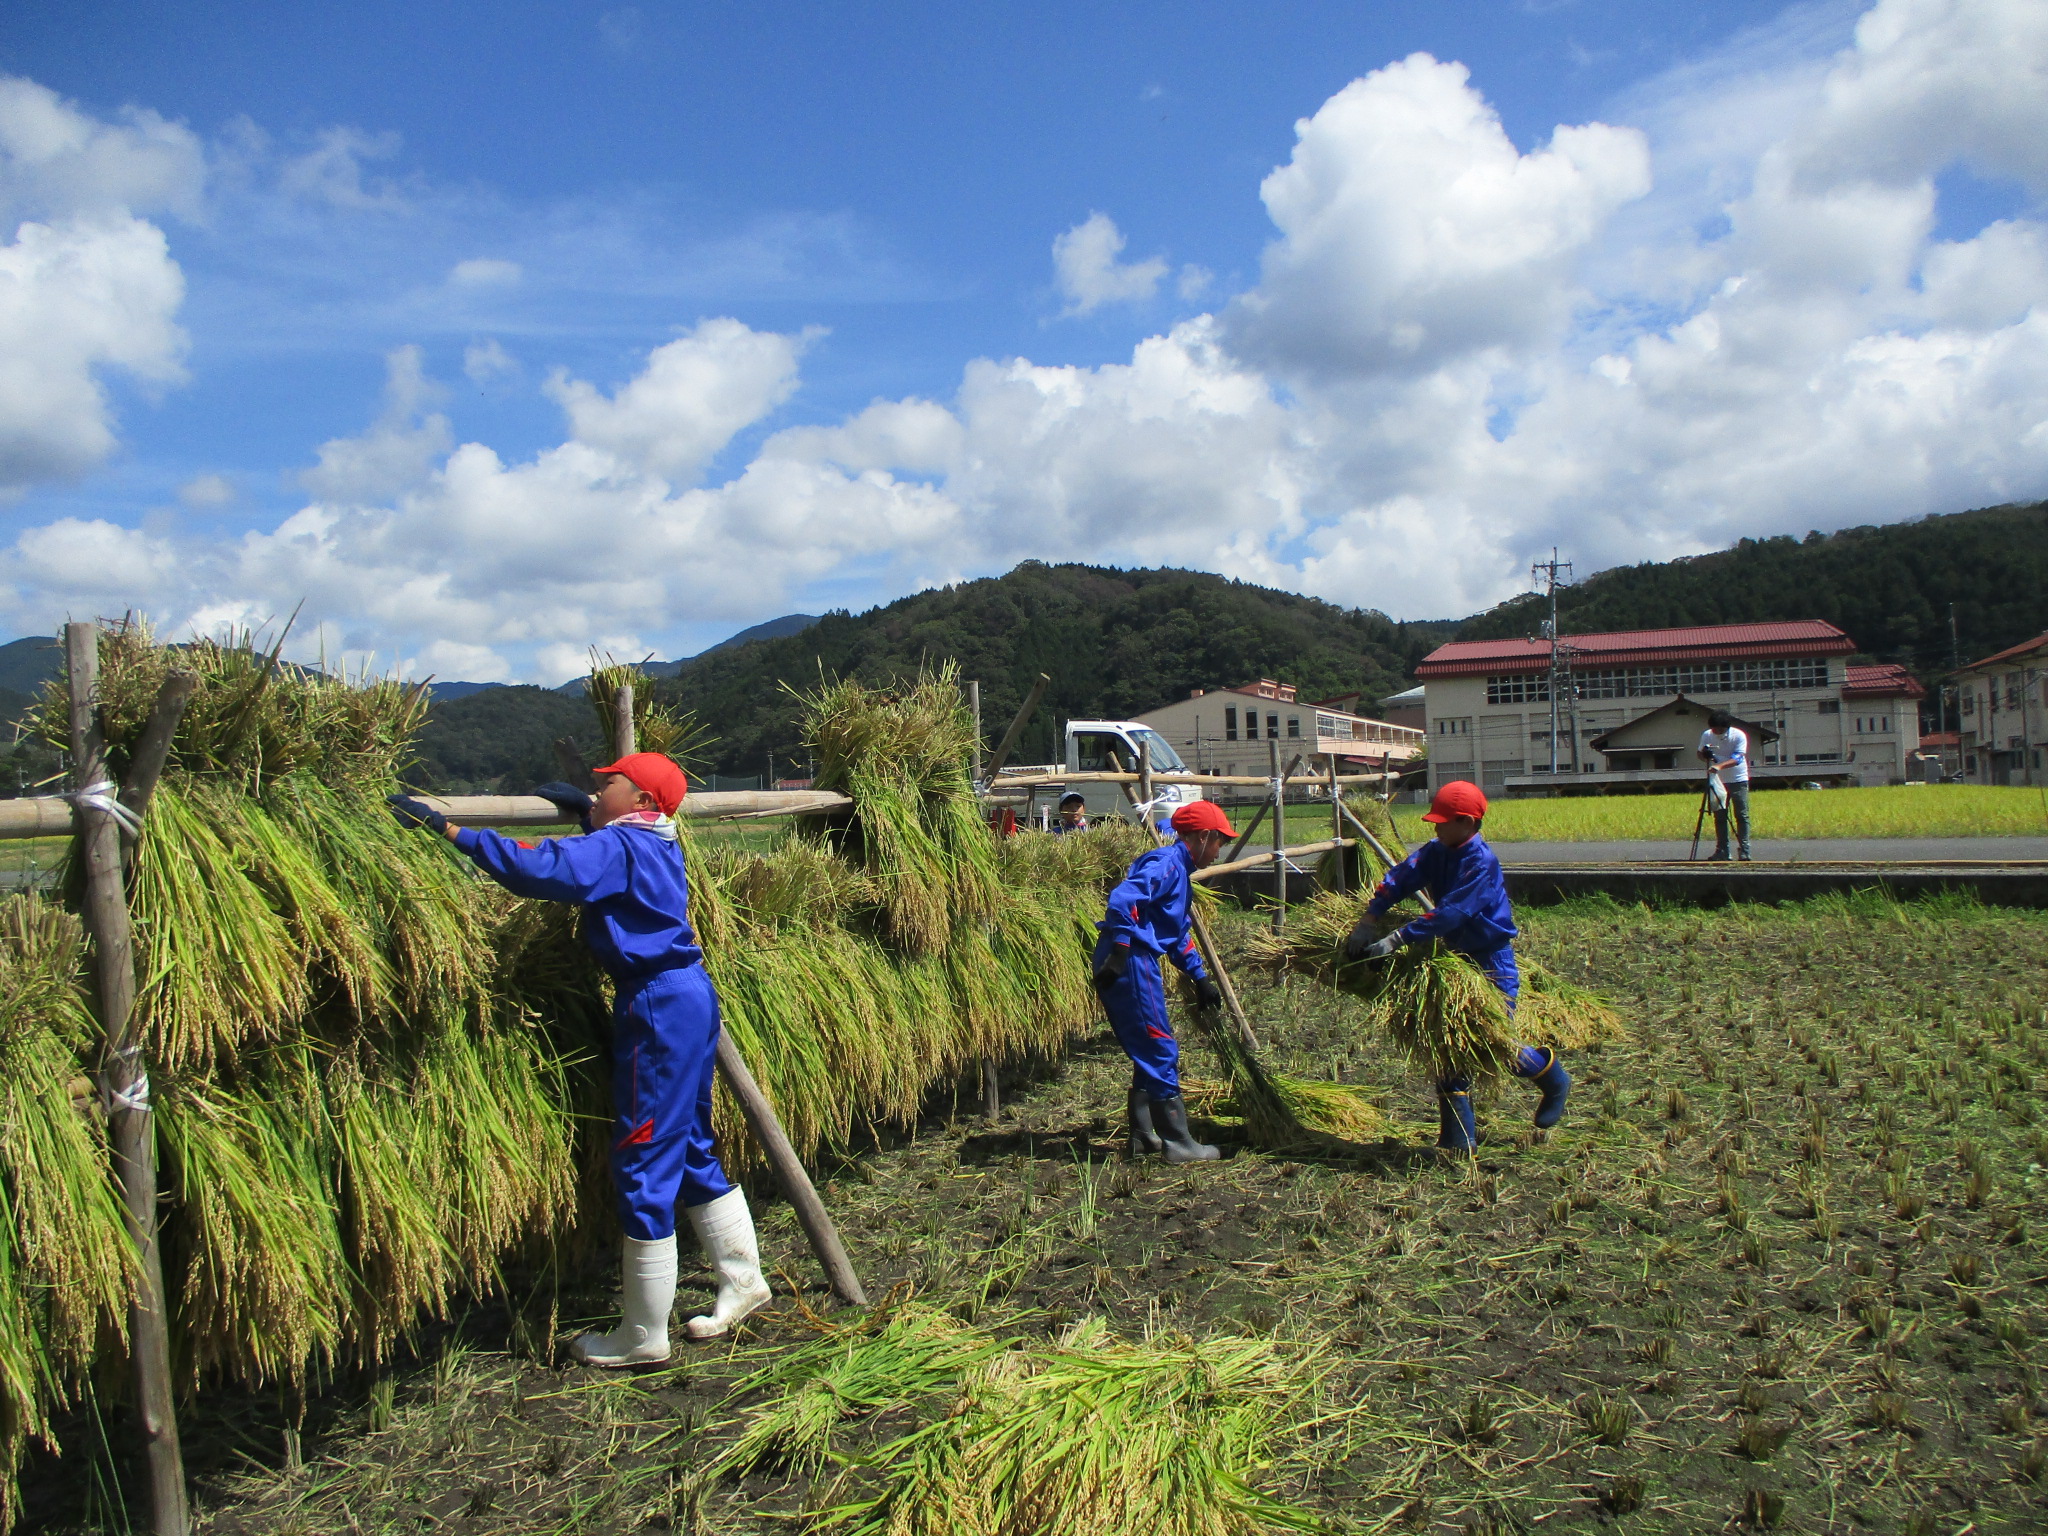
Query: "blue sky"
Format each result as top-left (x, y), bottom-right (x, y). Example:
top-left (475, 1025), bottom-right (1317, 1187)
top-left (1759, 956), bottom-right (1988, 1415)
top-left (2, 1), bottom-right (2044, 681)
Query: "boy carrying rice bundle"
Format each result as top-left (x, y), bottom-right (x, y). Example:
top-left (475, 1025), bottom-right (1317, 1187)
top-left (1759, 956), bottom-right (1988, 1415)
top-left (1344, 780), bottom-right (1571, 1154)
top-left (1092, 800), bottom-right (1235, 1163)
top-left (390, 752), bottom-right (771, 1365)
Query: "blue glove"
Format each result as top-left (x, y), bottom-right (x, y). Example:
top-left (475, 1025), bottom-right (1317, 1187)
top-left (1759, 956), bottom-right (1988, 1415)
top-left (532, 781), bottom-right (594, 830)
top-left (387, 794), bottom-right (447, 834)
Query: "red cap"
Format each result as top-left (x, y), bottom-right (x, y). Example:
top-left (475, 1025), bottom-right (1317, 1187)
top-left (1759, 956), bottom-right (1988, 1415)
top-left (1169, 799), bottom-right (1237, 838)
top-left (1422, 780), bottom-right (1488, 824)
top-left (591, 752), bottom-right (689, 815)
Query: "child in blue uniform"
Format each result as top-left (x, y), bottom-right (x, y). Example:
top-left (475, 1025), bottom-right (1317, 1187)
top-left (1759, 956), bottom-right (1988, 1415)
top-left (389, 753), bottom-right (769, 1365)
top-left (1344, 780), bottom-right (1569, 1153)
top-left (1093, 799), bottom-right (1234, 1161)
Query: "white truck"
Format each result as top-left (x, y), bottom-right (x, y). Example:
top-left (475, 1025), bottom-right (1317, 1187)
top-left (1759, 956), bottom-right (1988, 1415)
top-left (991, 719), bottom-right (1207, 830)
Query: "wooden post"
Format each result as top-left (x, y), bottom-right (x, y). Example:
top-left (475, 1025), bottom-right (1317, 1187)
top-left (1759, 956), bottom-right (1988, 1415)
top-left (613, 693), bottom-right (866, 1306)
top-left (1138, 738), bottom-right (1154, 835)
top-left (712, 1034), bottom-right (867, 1306)
top-left (1187, 906), bottom-right (1261, 1054)
top-left (967, 680), bottom-right (982, 782)
top-left (984, 672), bottom-right (1050, 779)
top-left (66, 624), bottom-right (189, 1536)
top-left (612, 682), bottom-right (635, 761)
top-left (1268, 739), bottom-right (1285, 933)
top-left (1327, 754), bottom-right (1346, 894)
top-left (968, 680), bottom-right (997, 1117)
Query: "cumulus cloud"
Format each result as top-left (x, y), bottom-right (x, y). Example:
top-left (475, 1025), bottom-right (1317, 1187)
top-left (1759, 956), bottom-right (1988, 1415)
top-left (463, 337), bottom-right (519, 386)
top-left (0, 75), bottom-right (204, 222)
top-left (178, 472), bottom-right (234, 508)
top-left (543, 317), bottom-right (809, 481)
top-left (1052, 212), bottom-right (1169, 316)
top-left (449, 256), bottom-right (521, 287)
top-left (300, 345), bottom-right (452, 503)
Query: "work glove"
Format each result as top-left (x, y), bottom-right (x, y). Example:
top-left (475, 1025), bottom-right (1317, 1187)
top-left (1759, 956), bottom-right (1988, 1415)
top-left (387, 794), bottom-right (448, 835)
top-left (1191, 976), bottom-right (1223, 1013)
top-left (1092, 944), bottom-right (1131, 992)
top-left (1357, 933), bottom-right (1405, 964)
top-left (1341, 915), bottom-right (1383, 961)
top-left (532, 780), bottom-right (594, 829)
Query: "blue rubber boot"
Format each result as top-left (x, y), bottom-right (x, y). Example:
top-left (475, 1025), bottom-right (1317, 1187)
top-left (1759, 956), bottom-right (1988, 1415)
top-left (1436, 1077), bottom-right (1478, 1155)
top-left (1516, 1046), bottom-right (1571, 1130)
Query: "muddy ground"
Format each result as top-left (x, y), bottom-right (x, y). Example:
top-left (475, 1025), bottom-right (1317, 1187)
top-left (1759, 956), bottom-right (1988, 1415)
top-left (30, 893), bottom-right (2048, 1534)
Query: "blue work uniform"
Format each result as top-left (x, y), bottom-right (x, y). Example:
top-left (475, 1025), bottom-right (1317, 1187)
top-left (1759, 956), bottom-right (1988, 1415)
top-left (1365, 834), bottom-right (1520, 1010)
top-left (1093, 841), bottom-right (1211, 1098)
top-left (454, 821), bottom-right (732, 1240)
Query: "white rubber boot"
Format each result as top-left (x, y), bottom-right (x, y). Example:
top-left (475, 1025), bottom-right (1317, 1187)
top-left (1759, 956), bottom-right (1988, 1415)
top-left (571, 1234), bottom-right (677, 1367)
top-left (684, 1188), bottom-right (772, 1340)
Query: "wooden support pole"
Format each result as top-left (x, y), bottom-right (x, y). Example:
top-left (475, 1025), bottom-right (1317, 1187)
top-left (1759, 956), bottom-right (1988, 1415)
top-left (66, 624), bottom-right (189, 1536)
top-left (612, 693), bottom-right (866, 1307)
top-left (1187, 906), bottom-right (1261, 1054)
top-left (1269, 739), bottom-right (1285, 933)
top-left (612, 683), bottom-right (635, 761)
top-left (1193, 838), bottom-right (1352, 882)
top-left (967, 680), bottom-right (982, 782)
top-left (984, 672), bottom-right (1050, 780)
top-left (1138, 738), bottom-right (1154, 835)
top-left (968, 680), bottom-right (997, 1115)
top-left (1328, 755), bottom-right (1345, 894)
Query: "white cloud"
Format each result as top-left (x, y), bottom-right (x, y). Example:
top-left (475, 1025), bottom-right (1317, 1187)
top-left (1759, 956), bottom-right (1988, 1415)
top-left (543, 317), bottom-right (809, 481)
top-left (178, 472), bottom-right (234, 508)
top-left (278, 126), bottom-right (406, 211)
top-left (299, 345), bottom-right (451, 503)
top-left (0, 214), bottom-right (187, 491)
top-left (1231, 53), bottom-right (1651, 379)
top-left (463, 337), bottom-right (519, 386)
top-left (449, 256), bottom-right (521, 287)
top-left (414, 638), bottom-right (512, 683)
top-left (1052, 212), bottom-right (1169, 316)
top-left (0, 75), bottom-right (204, 222)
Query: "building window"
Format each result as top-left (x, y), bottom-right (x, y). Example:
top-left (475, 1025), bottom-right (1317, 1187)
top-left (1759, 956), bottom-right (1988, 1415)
top-left (1794, 752), bottom-right (1843, 762)
top-left (1961, 692), bottom-right (1975, 715)
top-left (1817, 700), bottom-right (1841, 715)
top-left (1434, 759), bottom-right (1474, 783)
top-left (1223, 706), bottom-right (1237, 741)
top-left (1434, 717), bottom-right (1471, 736)
top-left (1486, 675), bottom-right (1550, 705)
top-left (1565, 657), bottom-right (1830, 701)
top-left (1286, 715), bottom-right (1301, 738)
top-left (1265, 712), bottom-right (1280, 739)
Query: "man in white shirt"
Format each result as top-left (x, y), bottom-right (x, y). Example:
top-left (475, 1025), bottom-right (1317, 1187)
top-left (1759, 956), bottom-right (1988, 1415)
top-left (1697, 710), bottom-right (1751, 861)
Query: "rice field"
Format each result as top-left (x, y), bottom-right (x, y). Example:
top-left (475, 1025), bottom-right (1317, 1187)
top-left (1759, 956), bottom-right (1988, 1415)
top-left (41, 887), bottom-right (2044, 1535)
top-left (1365, 783), bottom-right (2048, 843)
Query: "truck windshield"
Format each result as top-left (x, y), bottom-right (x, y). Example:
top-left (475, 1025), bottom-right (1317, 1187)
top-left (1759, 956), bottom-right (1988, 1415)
top-left (1129, 729), bottom-right (1188, 773)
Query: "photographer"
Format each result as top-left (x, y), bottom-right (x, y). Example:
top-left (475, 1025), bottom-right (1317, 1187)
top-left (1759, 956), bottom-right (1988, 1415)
top-left (1697, 709), bottom-right (1752, 862)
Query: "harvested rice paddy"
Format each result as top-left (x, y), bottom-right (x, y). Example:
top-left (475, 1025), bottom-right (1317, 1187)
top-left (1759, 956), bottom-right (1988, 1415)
top-left (40, 889), bottom-right (2048, 1535)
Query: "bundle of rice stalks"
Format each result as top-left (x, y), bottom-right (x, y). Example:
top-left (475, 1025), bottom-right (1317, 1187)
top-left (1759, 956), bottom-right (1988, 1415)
top-left (585, 656), bottom-right (713, 769)
top-left (1171, 965), bottom-right (1386, 1150)
top-left (32, 618), bottom-right (427, 792)
top-left (819, 1317), bottom-right (1334, 1536)
top-left (1515, 964), bottom-right (1629, 1050)
top-left (1339, 793), bottom-right (1408, 866)
top-left (994, 820), bottom-right (1154, 894)
top-left (0, 898), bottom-right (130, 1522)
top-left (1244, 893), bottom-right (1624, 1079)
top-left (796, 668), bottom-right (998, 955)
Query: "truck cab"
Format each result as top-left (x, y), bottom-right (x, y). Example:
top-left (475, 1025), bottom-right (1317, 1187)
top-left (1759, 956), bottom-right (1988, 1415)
top-left (1062, 720), bottom-right (1204, 829)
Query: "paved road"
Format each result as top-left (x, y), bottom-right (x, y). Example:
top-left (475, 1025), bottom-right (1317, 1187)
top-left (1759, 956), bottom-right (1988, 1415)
top-left (1491, 836), bottom-right (2048, 864)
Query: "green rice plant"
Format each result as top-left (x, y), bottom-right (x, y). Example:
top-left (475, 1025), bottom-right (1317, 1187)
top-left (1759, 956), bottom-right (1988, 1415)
top-left (818, 1317), bottom-right (1335, 1536)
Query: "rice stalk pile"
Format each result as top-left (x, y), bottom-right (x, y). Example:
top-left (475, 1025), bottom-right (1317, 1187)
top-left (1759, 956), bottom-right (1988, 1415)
top-left (1244, 891), bottom-right (1625, 1081)
top-left (813, 1316), bottom-right (1335, 1536)
top-left (585, 655), bottom-right (714, 768)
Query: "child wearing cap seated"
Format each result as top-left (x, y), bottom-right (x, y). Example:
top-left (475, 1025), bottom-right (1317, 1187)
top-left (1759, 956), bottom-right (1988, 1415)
top-left (1342, 779), bottom-right (1569, 1154)
top-left (388, 752), bottom-right (769, 1365)
top-left (1092, 799), bottom-right (1236, 1162)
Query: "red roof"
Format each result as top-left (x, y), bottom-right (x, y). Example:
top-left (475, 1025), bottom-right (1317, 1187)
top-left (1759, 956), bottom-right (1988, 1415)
top-left (1416, 620), bottom-right (1857, 678)
top-left (1920, 731), bottom-right (1959, 748)
top-left (1843, 663), bottom-right (1925, 699)
top-left (1954, 630), bottom-right (2048, 674)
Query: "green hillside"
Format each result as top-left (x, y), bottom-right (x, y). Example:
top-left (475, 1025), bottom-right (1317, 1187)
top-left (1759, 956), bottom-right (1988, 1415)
top-left (1457, 501), bottom-right (2048, 680)
top-left (409, 685), bottom-right (602, 794)
top-left (657, 562), bottom-right (1458, 777)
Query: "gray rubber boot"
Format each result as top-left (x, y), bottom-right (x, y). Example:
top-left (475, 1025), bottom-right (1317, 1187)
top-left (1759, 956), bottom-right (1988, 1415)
top-left (1127, 1086), bottom-right (1163, 1158)
top-left (1150, 1094), bottom-right (1221, 1163)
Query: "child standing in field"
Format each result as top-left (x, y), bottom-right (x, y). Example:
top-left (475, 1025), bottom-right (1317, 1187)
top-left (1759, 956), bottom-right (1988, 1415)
top-left (1093, 799), bottom-right (1234, 1162)
top-left (1343, 780), bottom-right (1570, 1154)
top-left (388, 754), bottom-right (770, 1365)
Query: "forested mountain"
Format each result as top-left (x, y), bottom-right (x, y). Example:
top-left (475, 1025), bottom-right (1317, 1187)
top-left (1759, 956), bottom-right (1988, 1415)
top-left (409, 685), bottom-right (602, 793)
top-left (1457, 501), bottom-right (2048, 679)
top-left (657, 563), bottom-right (1457, 777)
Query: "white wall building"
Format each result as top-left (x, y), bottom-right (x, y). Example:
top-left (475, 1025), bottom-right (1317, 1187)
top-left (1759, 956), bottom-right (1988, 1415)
top-left (1954, 630), bottom-right (2047, 786)
top-left (1134, 678), bottom-right (1424, 779)
top-left (1413, 621), bottom-right (1924, 796)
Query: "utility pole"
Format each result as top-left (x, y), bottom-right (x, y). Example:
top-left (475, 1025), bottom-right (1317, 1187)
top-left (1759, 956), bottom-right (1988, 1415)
top-left (1531, 550), bottom-right (1574, 781)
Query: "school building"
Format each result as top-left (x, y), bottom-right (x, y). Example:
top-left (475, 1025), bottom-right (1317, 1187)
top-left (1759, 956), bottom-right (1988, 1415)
top-left (1133, 678), bottom-right (1425, 778)
top-left (1953, 630), bottom-right (2047, 786)
top-left (1413, 621), bottom-right (1924, 797)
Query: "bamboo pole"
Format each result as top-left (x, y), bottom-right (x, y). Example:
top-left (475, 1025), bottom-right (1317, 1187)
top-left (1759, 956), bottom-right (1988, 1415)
top-left (1193, 838), bottom-right (1352, 883)
top-left (612, 695), bottom-right (866, 1307)
top-left (1328, 756), bottom-right (1345, 895)
top-left (984, 672), bottom-right (1050, 779)
top-left (968, 680), bottom-right (998, 1118)
top-left (66, 624), bottom-right (189, 1536)
top-left (1138, 738), bottom-right (1154, 835)
top-left (988, 769), bottom-right (1400, 789)
top-left (612, 683), bottom-right (635, 761)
